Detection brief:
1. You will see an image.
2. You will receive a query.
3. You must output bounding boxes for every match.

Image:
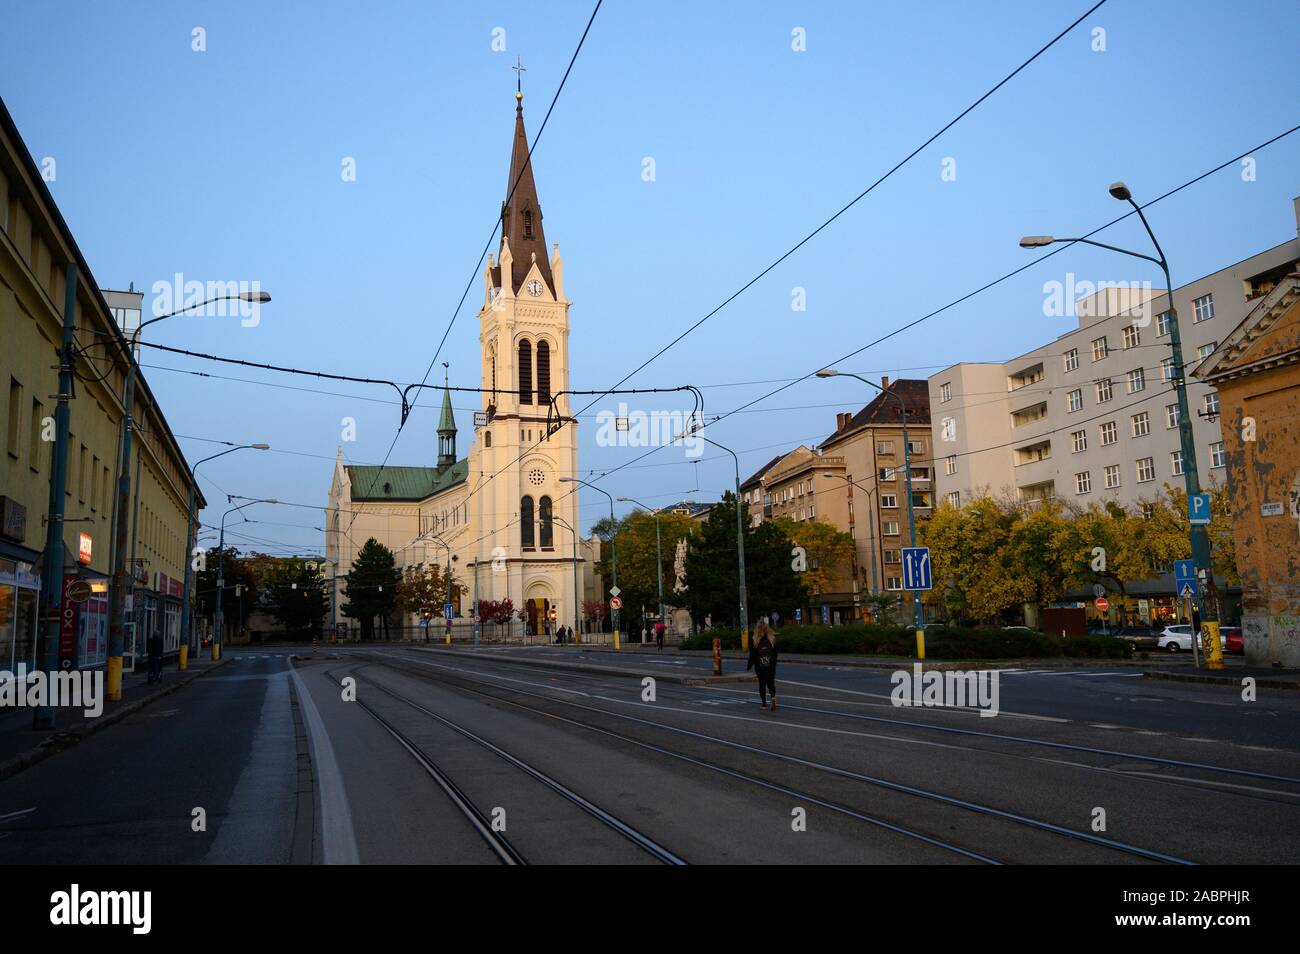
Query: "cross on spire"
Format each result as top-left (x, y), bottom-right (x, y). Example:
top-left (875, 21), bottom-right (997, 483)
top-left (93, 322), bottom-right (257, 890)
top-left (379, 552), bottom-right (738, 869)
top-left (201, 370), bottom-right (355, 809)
top-left (512, 55), bottom-right (526, 106)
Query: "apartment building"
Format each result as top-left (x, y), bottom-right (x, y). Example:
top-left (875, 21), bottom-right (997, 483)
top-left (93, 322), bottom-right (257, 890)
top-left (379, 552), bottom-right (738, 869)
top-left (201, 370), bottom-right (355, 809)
top-left (739, 454), bottom-right (782, 527)
top-left (931, 203), bottom-right (1300, 512)
top-left (818, 378), bottom-right (933, 603)
top-left (1, 96), bottom-right (202, 671)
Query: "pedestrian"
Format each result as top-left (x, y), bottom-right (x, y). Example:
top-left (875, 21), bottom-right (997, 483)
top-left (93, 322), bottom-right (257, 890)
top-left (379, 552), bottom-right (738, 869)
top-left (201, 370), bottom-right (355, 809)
top-left (655, 620), bottom-right (665, 651)
top-left (746, 619), bottom-right (778, 711)
top-left (146, 630), bottom-right (164, 684)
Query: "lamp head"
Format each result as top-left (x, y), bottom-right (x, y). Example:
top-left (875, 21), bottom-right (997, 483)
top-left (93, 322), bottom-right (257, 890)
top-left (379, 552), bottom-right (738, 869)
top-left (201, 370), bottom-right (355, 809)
top-left (1108, 181), bottom-right (1132, 201)
top-left (1019, 235), bottom-right (1055, 249)
top-left (240, 291), bottom-right (272, 303)
top-left (251, 443), bottom-right (271, 450)
top-left (815, 369), bottom-right (839, 378)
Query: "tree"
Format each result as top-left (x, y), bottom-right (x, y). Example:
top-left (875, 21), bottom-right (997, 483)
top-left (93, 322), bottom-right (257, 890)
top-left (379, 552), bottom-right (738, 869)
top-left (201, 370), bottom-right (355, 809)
top-left (582, 598), bottom-right (606, 631)
top-left (594, 509), bottom-right (698, 627)
top-left (395, 564), bottom-right (462, 619)
top-left (773, 517), bottom-right (856, 601)
top-left (265, 562), bottom-right (328, 639)
top-left (194, 546), bottom-right (259, 636)
top-left (476, 598), bottom-right (516, 639)
top-left (865, 592), bottom-right (902, 625)
top-left (341, 538), bottom-right (400, 640)
top-left (920, 496), bottom-right (1026, 622)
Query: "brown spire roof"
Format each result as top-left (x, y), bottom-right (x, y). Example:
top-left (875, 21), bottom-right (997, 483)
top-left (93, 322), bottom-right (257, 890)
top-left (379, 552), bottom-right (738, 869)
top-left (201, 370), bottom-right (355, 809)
top-left (494, 99), bottom-right (554, 295)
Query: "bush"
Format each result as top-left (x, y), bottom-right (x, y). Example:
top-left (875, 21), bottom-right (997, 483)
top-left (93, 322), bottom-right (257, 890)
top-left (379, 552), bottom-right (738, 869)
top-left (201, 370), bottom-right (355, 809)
top-left (679, 623), bottom-right (1130, 659)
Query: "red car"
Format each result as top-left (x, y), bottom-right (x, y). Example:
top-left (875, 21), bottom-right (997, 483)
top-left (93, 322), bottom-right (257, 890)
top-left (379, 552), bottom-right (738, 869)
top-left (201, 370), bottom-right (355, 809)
top-left (1222, 627), bottom-right (1243, 654)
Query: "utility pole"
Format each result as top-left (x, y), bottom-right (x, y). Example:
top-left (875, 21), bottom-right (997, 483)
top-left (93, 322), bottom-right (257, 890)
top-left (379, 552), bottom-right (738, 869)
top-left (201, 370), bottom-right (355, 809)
top-left (33, 264), bottom-right (78, 731)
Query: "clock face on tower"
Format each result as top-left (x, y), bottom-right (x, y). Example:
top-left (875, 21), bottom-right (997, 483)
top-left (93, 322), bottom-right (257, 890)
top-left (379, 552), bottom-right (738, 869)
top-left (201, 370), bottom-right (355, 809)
top-left (526, 278), bottom-right (543, 297)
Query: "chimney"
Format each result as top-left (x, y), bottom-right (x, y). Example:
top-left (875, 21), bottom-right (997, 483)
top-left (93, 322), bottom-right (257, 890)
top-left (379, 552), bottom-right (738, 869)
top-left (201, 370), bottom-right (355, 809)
top-left (881, 376), bottom-right (890, 391)
top-left (836, 412), bottom-right (847, 430)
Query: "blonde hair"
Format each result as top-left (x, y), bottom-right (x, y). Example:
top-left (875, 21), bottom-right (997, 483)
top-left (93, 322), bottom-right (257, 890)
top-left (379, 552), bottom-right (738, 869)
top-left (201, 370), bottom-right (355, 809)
top-left (755, 619), bottom-right (775, 645)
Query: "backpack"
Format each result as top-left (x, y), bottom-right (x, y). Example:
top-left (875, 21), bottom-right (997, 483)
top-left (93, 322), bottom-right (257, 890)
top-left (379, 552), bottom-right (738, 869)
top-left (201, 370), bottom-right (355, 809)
top-left (756, 636), bottom-right (774, 668)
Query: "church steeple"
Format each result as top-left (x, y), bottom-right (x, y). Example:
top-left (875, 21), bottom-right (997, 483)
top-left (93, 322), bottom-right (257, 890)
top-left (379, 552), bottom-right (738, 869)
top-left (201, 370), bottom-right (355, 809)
top-left (497, 67), bottom-right (554, 295)
top-left (437, 366), bottom-right (457, 470)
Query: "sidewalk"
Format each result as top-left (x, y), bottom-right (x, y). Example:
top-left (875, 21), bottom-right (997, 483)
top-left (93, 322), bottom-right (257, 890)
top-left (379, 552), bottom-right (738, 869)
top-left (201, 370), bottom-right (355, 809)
top-left (0, 653), bottom-right (228, 780)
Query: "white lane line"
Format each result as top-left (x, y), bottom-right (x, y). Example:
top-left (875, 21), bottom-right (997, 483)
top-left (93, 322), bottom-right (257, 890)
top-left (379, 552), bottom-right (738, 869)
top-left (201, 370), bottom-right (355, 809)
top-left (0, 807), bottom-right (36, 824)
top-left (289, 668), bottom-right (359, 865)
top-left (1087, 723), bottom-right (1124, 730)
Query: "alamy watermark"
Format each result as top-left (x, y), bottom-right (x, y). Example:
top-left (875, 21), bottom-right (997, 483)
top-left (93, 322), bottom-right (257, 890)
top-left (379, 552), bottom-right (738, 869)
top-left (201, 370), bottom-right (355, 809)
top-left (890, 664), bottom-right (999, 717)
top-left (595, 403), bottom-right (703, 458)
top-left (0, 665), bottom-right (103, 718)
top-left (1042, 273), bottom-right (1154, 325)
top-left (150, 272), bottom-right (266, 327)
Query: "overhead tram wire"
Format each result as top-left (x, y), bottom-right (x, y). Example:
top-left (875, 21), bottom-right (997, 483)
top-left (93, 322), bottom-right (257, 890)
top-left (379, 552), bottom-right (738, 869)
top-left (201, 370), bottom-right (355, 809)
top-left (573, 122), bottom-right (1300, 494)
top-left (425, 0), bottom-right (1111, 530)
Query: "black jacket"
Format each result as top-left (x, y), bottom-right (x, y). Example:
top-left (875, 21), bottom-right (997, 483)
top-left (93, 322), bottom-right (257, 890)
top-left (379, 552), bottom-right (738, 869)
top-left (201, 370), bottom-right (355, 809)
top-left (747, 636), bottom-right (778, 671)
top-left (146, 634), bottom-right (164, 657)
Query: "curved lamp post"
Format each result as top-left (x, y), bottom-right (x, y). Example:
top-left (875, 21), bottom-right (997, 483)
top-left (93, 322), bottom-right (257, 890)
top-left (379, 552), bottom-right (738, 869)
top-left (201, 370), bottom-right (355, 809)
top-left (560, 477), bottom-right (619, 648)
top-left (214, 497), bottom-right (278, 660)
top-left (617, 496), bottom-right (666, 642)
top-left (548, 514), bottom-right (582, 645)
top-left (686, 424), bottom-right (750, 651)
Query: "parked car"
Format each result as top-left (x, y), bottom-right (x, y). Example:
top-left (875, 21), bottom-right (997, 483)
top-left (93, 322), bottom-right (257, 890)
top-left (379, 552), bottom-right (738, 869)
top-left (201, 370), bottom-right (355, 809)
top-left (1157, 624), bottom-right (1228, 653)
top-left (1222, 626), bottom-right (1244, 654)
top-left (1112, 626), bottom-right (1160, 651)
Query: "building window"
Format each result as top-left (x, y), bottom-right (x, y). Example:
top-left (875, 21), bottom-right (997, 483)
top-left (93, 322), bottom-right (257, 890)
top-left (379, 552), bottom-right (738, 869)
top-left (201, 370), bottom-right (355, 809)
top-left (1122, 326), bottom-right (1140, 349)
top-left (1126, 367), bottom-right (1145, 393)
top-left (1096, 378), bottom-right (1113, 403)
top-left (28, 398), bottom-right (43, 471)
top-left (883, 521), bottom-right (900, 536)
top-left (876, 440), bottom-right (894, 455)
top-left (1063, 348), bottom-right (1079, 372)
top-left (485, 431), bottom-right (492, 447)
top-left (885, 577), bottom-right (903, 591)
top-left (940, 382), bottom-right (951, 403)
top-left (1171, 450), bottom-right (1184, 476)
top-left (1160, 357), bottom-right (1176, 382)
top-left (1104, 464), bottom-right (1120, 489)
top-left (941, 417), bottom-right (956, 442)
top-left (7, 378), bottom-right (21, 458)
top-left (535, 340), bottom-right (551, 405)
top-left (1203, 392), bottom-right (1219, 417)
top-left (945, 455), bottom-right (957, 476)
top-left (1210, 441), bottom-right (1226, 468)
top-left (1136, 457), bottom-right (1155, 483)
top-left (908, 440), bottom-right (924, 455)
top-left (1196, 341), bottom-right (1216, 362)
top-left (1067, 389), bottom-right (1082, 412)
top-left (884, 549), bottom-right (901, 564)
top-left (538, 495), bottom-right (553, 547)
top-left (1100, 421), bottom-right (1117, 446)
top-left (523, 209), bottom-right (533, 239)
top-left (1075, 471), bottom-right (1091, 495)
top-left (881, 494), bottom-right (898, 509)
top-left (1071, 429), bottom-right (1087, 453)
top-left (520, 495), bottom-right (534, 548)
top-left (1156, 311), bottom-right (1171, 337)
top-left (946, 491), bottom-right (960, 507)
top-left (517, 339), bottom-right (533, 405)
top-left (879, 467), bottom-right (895, 482)
top-left (1091, 337), bottom-right (1108, 361)
top-left (1131, 412), bottom-right (1150, 437)
top-left (1165, 403), bottom-right (1179, 429)
top-left (1193, 293), bottom-right (1214, 322)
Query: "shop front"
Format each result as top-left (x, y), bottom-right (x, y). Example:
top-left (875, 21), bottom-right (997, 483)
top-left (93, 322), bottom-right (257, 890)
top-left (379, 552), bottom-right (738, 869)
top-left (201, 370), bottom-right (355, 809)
top-left (0, 555), bottom-right (40, 675)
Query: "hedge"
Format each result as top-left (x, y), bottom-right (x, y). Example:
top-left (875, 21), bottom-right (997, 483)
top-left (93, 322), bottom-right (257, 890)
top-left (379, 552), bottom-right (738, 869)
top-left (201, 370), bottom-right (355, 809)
top-left (678, 623), bottom-right (1131, 660)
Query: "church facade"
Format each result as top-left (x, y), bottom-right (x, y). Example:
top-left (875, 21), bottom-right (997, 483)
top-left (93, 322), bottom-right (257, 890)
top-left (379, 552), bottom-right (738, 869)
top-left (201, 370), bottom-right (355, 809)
top-left (325, 91), bottom-right (596, 639)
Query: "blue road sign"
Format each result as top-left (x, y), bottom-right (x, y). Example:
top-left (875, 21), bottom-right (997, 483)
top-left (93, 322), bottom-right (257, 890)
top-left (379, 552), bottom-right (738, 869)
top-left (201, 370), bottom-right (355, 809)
top-left (821, 604), bottom-right (829, 624)
top-left (795, 609), bottom-right (802, 622)
top-left (1174, 559), bottom-right (1198, 599)
top-left (444, 602), bottom-right (454, 621)
top-left (902, 546), bottom-right (932, 590)
top-left (1188, 493), bottom-right (1212, 526)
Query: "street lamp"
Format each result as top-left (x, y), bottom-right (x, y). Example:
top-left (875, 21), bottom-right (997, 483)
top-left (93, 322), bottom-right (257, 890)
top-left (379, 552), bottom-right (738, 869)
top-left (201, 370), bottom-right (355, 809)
top-left (617, 496), bottom-right (666, 642)
top-left (106, 290), bottom-right (270, 699)
top-left (821, 472), bottom-right (880, 605)
top-left (214, 497), bottom-right (278, 661)
top-left (1021, 181), bottom-right (1223, 669)
top-left (182, 443), bottom-right (270, 666)
top-left (560, 477), bottom-right (619, 648)
top-left (686, 425), bottom-right (750, 651)
top-left (816, 369), bottom-right (926, 657)
top-left (549, 514), bottom-right (582, 645)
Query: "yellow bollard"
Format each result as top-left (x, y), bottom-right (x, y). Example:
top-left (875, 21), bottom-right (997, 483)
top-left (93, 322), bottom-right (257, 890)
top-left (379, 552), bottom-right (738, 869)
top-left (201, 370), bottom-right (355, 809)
top-left (741, 628), bottom-right (749, 652)
top-left (212, 643), bottom-right (221, 662)
top-left (178, 644), bottom-right (189, 671)
top-left (106, 655), bottom-right (123, 702)
top-left (613, 628), bottom-right (620, 651)
top-left (1203, 621), bottom-right (1225, 670)
top-left (915, 629), bottom-right (926, 660)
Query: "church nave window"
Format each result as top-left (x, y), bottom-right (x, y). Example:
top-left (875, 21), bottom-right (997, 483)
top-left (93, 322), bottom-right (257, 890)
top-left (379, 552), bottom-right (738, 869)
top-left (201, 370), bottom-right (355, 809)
top-left (539, 495), bottom-right (553, 549)
top-left (536, 340), bottom-right (551, 406)
top-left (518, 339), bottom-right (533, 404)
top-left (521, 495), bottom-right (535, 549)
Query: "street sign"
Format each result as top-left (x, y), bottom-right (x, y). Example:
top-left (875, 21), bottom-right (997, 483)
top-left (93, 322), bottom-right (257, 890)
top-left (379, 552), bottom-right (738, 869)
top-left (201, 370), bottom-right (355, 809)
top-left (820, 604), bottom-right (829, 624)
top-left (1188, 493), bottom-right (1212, 526)
top-left (1178, 583), bottom-right (1196, 599)
top-left (609, 596), bottom-right (623, 610)
top-left (1261, 501), bottom-right (1284, 517)
top-left (609, 585), bottom-right (621, 597)
top-left (1174, 559), bottom-right (1198, 598)
top-left (1095, 596), bottom-right (1109, 612)
top-left (473, 411), bottom-right (488, 427)
top-left (795, 609), bottom-right (802, 622)
top-left (473, 614), bottom-right (481, 623)
top-left (901, 546), bottom-right (932, 590)
top-left (444, 602), bottom-right (454, 621)
top-left (66, 579), bottom-right (92, 603)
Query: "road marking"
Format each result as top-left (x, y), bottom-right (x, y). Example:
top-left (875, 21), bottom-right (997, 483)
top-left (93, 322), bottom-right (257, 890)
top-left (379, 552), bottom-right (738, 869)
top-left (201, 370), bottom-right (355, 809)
top-left (289, 668), bottom-right (359, 865)
top-left (0, 807), bottom-right (36, 824)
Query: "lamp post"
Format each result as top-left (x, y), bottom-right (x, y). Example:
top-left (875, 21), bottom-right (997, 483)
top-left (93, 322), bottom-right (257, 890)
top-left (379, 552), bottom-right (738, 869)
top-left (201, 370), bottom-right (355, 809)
top-left (617, 496), bottom-right (666, 639)
top-left (686, 426), bottom-right (750, 651)
top-left (215, 497), bottom-right (277, 660)
top-left (816, 369), bottom-right (925, 657)
top-left (416, 531), bottom-right (455, 644)
top-left (550, 514), bottom-right (582, 644)
top-left (822, 472), bottom-right (880, 610)
top-left (560, 477), bottom-right (619, 648)
top-left (182, 443), bottom-right (269, 667)
top-left (1021, 181), bottom-right (1222, 669)
top-left (106, 289), bottom-right (270, 700)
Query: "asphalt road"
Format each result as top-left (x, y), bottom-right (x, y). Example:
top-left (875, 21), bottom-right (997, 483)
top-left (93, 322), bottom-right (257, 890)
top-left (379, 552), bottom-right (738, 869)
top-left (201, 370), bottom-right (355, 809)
top-left (3, 644), bottom-right (1297, 864)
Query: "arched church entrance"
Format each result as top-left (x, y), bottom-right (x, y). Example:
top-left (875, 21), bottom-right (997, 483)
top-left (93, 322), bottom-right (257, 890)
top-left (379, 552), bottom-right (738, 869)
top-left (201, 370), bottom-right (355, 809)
top-left (525, 585), bottom-right (554, 640)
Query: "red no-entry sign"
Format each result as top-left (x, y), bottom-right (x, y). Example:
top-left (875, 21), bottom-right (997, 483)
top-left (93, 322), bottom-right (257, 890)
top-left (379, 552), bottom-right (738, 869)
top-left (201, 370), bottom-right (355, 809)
top-left (1095, 596), bottom-right (1109, 612)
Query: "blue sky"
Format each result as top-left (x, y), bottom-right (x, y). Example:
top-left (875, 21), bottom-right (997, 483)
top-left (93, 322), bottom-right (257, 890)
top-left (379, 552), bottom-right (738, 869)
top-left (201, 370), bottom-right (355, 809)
top-left (4, 0), bottom-right (1297, 551)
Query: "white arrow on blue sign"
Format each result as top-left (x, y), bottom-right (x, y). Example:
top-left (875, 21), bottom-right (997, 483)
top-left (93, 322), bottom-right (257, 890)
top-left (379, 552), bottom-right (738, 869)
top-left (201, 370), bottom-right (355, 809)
top-left (902, 546), bottom-right (933, 590)
top-left (1188, 493), bottom-right (1212, 526)
top-left (1174, 559), bottom-right (1198, 598)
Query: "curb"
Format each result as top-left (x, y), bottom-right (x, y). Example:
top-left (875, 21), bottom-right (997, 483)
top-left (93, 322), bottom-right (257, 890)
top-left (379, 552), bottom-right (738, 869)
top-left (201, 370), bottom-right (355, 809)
top-left (0, 658), bottom-right (230, 782)
top-left (1143, 670), bottom-right (1300, 691)
top-left (405, 645), bottom-right (756, 686)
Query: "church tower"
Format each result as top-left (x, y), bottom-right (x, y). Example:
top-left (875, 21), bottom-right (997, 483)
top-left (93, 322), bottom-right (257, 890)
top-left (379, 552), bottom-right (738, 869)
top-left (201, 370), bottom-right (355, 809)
top-left (468, 79), bottom-right (581, 636)
top-left (436, 370), bottom-right (457, 471)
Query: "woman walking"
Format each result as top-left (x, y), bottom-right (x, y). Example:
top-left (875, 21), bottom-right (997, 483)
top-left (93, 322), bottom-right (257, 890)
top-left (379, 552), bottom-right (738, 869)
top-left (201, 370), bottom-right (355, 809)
top-left (746, 619), bottom-right (779, 711)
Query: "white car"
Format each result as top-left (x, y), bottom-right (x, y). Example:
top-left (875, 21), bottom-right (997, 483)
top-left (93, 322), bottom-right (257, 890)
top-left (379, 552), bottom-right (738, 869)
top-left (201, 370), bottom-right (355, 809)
top-left (1158, 624), bottom-right (1225, 653)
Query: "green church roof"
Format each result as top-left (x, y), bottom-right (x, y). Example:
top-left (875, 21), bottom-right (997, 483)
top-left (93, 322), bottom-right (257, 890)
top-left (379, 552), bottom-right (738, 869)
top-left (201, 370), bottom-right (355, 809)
top-left (346, 459), bottom-right (468, 502)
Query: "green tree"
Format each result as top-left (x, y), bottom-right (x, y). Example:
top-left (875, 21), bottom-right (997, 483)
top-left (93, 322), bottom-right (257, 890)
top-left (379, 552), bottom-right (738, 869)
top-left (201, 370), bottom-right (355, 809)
top-left (194, 546), bottom-right (258, 635)
top-left (395, 564), bottom-right (462, 619)
top-left (341, 538), bottom-right (400, 640)
top-left (595, 509), bottom-right (698, 628)
top-left (265, 562), bottom-right (328, 639)
top-left (773, 517), bottom-right (856, 602)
